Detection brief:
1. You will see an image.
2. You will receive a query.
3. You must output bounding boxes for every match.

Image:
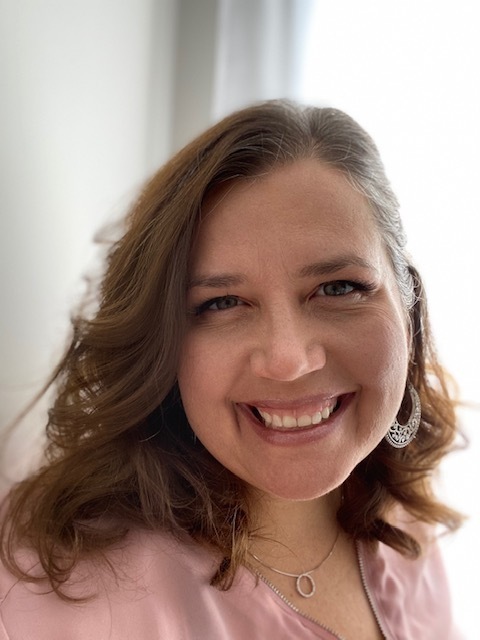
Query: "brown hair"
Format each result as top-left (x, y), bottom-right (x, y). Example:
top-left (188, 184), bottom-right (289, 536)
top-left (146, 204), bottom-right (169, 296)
top-left (1, 100), bottom-right (462, 597)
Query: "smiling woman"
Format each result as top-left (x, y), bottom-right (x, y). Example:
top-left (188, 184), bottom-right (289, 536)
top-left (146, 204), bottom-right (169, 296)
top-left (178, 160), bottom-right (409, 505)
top-left (0, 101), bottom-right (463, 639)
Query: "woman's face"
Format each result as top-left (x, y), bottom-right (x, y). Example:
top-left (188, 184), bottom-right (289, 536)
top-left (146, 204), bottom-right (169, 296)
top-left (177, 159), bottom-right (409, 501)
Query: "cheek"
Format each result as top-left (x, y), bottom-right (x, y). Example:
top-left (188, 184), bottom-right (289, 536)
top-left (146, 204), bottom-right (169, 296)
top-left (360, 298), bottom-right (409, 356)
top-left (353, 310), bottom-right (410, 419)
top-left (368, 317), bottom-right (408, 369)
top-left (177, 333), bottom-right (230, 423)
top-left (177, 337), bottom-right (204, 405)
top-left (331, 302), bottom-right (408, 399)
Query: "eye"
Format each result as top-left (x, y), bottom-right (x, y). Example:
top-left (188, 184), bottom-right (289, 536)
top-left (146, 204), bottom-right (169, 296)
top-left (194, 295), bottom-right (244, 315)
top-left (317, 281), bottom-right (356, 296)
top-left (314, 279), bottom-right (376, 298)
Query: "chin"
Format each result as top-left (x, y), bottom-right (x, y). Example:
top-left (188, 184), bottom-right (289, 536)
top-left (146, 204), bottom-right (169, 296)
top-left (247, 470), bottom-right (350, 503)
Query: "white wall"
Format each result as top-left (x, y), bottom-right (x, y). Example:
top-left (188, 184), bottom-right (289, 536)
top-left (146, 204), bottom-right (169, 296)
top-left (0, 0), bottom-right (225, 482)
top-left (0, 0), bottom-right (178, 480)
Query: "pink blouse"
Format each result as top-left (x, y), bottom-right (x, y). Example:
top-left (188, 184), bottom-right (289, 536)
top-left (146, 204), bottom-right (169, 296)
top-left (0, 527), bottom-right (462, 639)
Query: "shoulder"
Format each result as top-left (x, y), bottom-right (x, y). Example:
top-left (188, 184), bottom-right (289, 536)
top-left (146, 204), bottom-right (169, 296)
top-left (0, 527), bottom-right (221, 640)
top-left (360, 516), bottom-right (462, 639)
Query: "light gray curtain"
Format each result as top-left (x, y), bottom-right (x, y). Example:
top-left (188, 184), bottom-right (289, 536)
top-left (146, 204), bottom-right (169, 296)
top-left (213, 0), bottom-right (313, 119)
top-left (169, 0), bottom-right (314, 149)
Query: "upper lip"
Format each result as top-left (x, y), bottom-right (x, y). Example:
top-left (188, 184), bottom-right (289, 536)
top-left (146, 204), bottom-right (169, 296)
top-left (239, 393), bottom-right (346, 411)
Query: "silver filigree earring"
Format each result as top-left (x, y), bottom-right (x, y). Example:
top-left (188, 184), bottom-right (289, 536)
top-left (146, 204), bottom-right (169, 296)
top-left (385, 382), bottom-right (421, 448)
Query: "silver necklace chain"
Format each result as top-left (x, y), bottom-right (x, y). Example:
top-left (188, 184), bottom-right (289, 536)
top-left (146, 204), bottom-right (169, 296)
top-left (250, 529), bottom-right (341, 599)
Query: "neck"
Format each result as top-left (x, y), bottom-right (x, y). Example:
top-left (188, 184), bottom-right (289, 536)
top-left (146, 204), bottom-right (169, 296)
top-left (247, 488), bottom-right (342, 568)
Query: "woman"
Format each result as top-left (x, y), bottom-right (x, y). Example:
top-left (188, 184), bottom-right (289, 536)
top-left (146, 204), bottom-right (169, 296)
top-left (0, 100), bottom-right (463, 639)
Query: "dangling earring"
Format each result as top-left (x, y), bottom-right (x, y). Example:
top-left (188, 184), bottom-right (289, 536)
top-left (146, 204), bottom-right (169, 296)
top-left (385, 382), bottom-right (421, 448)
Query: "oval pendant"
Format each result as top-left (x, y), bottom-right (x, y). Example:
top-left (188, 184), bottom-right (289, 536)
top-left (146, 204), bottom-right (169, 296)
top-left (296, 573), bottom-right (316, 598)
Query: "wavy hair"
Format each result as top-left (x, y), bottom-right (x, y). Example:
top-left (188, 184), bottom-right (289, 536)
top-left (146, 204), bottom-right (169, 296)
top-left (1, 100), bottom-right (462, 597)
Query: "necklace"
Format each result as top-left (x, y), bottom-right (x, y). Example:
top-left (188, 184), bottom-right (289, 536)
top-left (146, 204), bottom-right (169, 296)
top-left (250, 529), bottom-right (340, 599)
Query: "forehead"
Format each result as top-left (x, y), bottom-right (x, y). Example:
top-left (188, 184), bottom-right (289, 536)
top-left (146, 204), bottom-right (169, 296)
top-left (191, 160), bottom-right (386, 276)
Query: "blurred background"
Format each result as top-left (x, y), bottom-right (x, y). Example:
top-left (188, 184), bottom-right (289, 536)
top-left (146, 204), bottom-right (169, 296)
top-left (0, 0), bottom-right (477, 634)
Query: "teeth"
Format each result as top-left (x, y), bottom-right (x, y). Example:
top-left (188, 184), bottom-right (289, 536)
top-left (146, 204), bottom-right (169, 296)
top-left (259, 411), bottom-right (273, 425)
top-left (272, 414), bottom-right (282, 427)
top-left (297, 415), bottom-right (311, 427)
top-left (256, 403), bottom-right (336, 429)
top-left (282, 415), bottom-right (297, 428)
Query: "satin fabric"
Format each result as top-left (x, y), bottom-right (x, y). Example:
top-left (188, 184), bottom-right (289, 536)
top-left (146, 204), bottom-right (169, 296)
top-left (0, 527), bottom-right (461, 640)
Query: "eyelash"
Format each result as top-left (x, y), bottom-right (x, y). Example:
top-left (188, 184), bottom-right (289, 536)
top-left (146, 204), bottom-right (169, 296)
top-left (192, 280), bottom-right (375, 316)
top-left (315, 279), bottom-right (375, 297)
top-left (193, 295), bottom-right (243, 316)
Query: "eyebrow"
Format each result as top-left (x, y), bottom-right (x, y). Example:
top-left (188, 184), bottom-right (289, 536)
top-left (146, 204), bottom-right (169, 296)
top-left (188, 255), bottom-right (378, 290)
top-left (188, 273), bottom-right (248, 290)
top-left (297, 255), bottom-right (379, 278)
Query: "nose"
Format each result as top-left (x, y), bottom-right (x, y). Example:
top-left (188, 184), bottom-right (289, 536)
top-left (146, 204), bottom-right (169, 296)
top-left (249, 309), bottom-right (327, 381)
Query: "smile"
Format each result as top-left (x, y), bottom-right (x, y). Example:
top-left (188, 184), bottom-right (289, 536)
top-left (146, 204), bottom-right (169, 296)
top-left (248, 397), bottom-right (341, 430)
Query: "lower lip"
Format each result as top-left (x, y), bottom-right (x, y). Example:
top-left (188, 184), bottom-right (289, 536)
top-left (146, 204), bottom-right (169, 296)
top-left (237, 394), bottom-right (354, 447)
